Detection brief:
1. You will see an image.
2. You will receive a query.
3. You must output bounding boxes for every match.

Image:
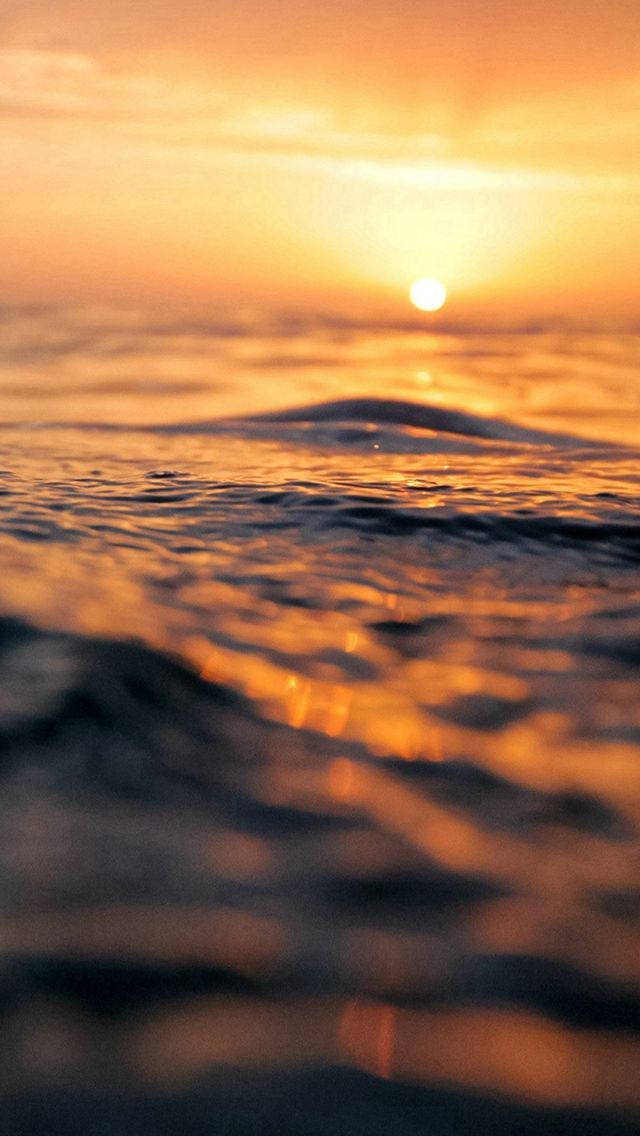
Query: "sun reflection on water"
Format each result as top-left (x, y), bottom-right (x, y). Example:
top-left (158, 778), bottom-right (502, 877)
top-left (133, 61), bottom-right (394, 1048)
top-left (1, 318), bottom-right (639, 1120)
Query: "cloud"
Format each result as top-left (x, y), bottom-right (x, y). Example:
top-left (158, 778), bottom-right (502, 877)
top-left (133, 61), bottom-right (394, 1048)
top-left (4, 0), bottom-right (640, 125)
top-left (1, 46), bottom-right (639, 187)
top-left (0, 48), bottom-right (227, 120)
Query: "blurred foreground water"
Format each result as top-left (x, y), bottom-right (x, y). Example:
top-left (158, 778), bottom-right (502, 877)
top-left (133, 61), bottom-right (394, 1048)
top-left (0, 306), bottom-right (639, 1134)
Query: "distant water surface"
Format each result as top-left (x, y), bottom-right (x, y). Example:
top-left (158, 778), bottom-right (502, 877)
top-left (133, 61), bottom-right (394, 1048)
top-left (0, 307), bottom-right (639, 1134)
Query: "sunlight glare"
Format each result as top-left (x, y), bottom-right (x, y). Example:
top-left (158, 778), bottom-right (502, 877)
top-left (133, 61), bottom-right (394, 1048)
top-left (410, 277), bottom-right (447, 312)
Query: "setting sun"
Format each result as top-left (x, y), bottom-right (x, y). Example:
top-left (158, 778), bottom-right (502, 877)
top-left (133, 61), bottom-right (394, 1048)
top-left (410, 278), bottom-right (447, 312)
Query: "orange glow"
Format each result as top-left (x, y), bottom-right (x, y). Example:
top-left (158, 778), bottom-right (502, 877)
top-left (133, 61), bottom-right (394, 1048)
top-left (0, 2), bottom-right (638, 317)
top-left (336, 1002), bottom-right (640, 1108)
top-left (328, 757), bottom-right (357, 801)
top-left (119, 995), bottom-right (640, 1107)
top-left (338, 1000), bottom-right (397, 1080)
top-left (2, 906), bottom-right (289, 978)
top-left (285, 674), bottom-right (312, 728)
top-left (324, 686), bottom-right (353, 737)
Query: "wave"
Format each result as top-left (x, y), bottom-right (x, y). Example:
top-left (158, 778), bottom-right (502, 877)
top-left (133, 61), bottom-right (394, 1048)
top-left (2, 616), bottom-right (639, 1132)
top-left (239, 397), bottom-right (605, 448)
top-left (125, 397), bottom-right (613, 454)
top-left (230, 489), bottom-right (640, 561)
top-left (0, 471), bottom-right (638, 566)
top-left (7, 396), bottom-right (616, 454)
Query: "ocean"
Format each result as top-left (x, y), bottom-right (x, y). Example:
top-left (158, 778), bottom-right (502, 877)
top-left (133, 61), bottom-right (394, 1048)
top-left (1, 305), bottom-right (639, 1134)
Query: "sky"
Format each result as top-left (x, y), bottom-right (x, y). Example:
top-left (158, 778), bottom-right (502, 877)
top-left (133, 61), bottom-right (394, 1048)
top-left (2, 0), bottom-right (640, 321)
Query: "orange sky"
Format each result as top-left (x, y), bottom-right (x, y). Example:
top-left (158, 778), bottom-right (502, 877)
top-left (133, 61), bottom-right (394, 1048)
top-left (2, 0), bottom-right (639, 320)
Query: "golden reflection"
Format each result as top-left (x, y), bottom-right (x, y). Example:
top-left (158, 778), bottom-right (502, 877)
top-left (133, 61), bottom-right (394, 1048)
top-left (489, 718), bottom-right (640, 819)
top-left (336, 1001), bottom-right (640, 1108)
top-left (189, 624), bottom-right (439, 760)
top-left (343, 927), bottom-right (445, 996)
top-left (329, 757), bottom-right (358, 802)
top-left (327, 758), bottom-right (509, 879)
top-left (126, 996), bottom-right (640, 1108)
top-left (285, 673), bottom-right (312, 728)
top-left (344, 630), bottom-right (360, 653)
top-left (339, 1000), bottom-right (397, 1080)
top-left (2, 906), bottom-right (289, 980)
top-left (203, 830), bottom-right (276, 882)
top-left (198, 650), bottom-right (227, 686)
top-left (323, 757), bottom-right (640, 908)
top-left (324, 685), bottom-right (353, 737)
top-left (473, 897), bottom-right (640, 986)
top-left (427, 723), bottom-right (445, 762)
top-left (128, 998), bottom-right (338, 1086)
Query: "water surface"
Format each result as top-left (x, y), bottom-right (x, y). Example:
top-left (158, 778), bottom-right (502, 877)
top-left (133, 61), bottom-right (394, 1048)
top-left (1, 307), bottom-right (639, 1133)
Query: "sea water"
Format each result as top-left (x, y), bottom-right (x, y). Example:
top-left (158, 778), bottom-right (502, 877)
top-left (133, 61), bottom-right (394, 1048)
top-left (0, 305), bottom-right (639, 1134)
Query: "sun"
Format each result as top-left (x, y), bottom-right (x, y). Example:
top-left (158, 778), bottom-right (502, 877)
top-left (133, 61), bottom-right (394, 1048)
top-left (409, 277), bottom-right (447, 312)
